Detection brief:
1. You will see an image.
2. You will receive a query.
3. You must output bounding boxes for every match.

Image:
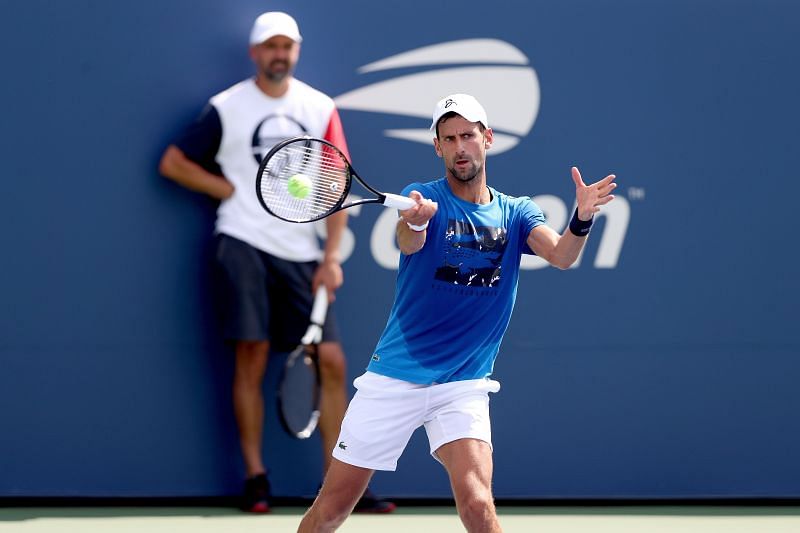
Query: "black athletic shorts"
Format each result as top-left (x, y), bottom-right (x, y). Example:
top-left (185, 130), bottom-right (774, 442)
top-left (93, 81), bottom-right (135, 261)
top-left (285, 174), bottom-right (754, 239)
top-left (213, 233), bottom-right (340, 351)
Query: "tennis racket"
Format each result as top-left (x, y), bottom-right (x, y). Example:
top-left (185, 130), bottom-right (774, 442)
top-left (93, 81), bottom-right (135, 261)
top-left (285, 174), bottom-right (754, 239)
top-left (255, 136), bottom-right (417, 223)
top-left (277, 286), bottom-right (328, 439)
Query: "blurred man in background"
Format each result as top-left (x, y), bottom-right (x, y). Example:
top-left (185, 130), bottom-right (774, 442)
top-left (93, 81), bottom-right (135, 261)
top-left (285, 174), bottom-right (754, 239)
top-left (159, 11), bottom-right (394, 514)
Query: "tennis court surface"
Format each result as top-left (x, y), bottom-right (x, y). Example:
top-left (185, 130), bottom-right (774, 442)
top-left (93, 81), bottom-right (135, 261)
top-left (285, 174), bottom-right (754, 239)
top-left (2, 504), bottom-right (800, 532)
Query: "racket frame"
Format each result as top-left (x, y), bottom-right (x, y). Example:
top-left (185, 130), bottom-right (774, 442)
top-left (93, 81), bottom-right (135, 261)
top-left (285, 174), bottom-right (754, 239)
top-left (276, 288), bottom-right (328, 439)
top-left (256, 135), bottom-right (415, 223)
top-left (277, 343), bottom-right (321, 440)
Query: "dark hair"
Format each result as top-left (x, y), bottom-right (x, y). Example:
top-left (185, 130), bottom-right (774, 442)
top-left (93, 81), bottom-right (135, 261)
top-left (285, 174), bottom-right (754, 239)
top-left (435, 111), bottom-right (487, 138)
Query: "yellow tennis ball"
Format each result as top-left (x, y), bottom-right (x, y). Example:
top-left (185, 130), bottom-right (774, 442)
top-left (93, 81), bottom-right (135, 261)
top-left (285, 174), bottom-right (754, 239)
top-left (287, 173), bottom-right (312, 199)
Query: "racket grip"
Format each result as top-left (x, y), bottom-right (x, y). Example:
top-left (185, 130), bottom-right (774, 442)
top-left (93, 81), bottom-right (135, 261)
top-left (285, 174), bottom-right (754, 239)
top-left (310, 287), bottom-right (328, 326)
top-left (301, 288), bottom-right (328, 345)
top-left (382, 193), bottom-right (417, 210)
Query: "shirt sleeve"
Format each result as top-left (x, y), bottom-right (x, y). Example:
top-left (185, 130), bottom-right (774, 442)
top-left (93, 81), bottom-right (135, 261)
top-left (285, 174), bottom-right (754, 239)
top-left (322, 107), bottom-right (350, 162)
top-left (173, 103), bottom-right (223, 176)
top-left (401, 182), bottom-right (422, 197)
top-left (519, 197), bottom-right (546, 255)
top-left (400, 181), bottom-right (437, 199)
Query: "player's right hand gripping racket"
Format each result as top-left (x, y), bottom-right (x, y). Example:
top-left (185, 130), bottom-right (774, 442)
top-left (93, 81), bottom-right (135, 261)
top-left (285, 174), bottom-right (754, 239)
top-left (277, 287), bottom-right (328, 439)
top-left (256, 136), bottom-right (417, 223)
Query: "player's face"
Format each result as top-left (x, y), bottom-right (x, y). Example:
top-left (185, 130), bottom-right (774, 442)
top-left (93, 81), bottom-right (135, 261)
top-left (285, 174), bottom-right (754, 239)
top-left (434, 116), bottom-right (492, 183)
top-left (250, 36), bottom-right (300, 83)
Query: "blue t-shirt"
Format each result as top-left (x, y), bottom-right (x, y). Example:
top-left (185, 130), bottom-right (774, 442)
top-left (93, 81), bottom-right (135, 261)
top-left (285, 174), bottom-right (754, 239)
top-left (367, 178), bottom-right (546, 384)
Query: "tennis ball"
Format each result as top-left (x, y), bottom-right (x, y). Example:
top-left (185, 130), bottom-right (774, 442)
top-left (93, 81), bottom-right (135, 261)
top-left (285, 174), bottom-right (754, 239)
top-left (287, 173), bottom-right (312, 199)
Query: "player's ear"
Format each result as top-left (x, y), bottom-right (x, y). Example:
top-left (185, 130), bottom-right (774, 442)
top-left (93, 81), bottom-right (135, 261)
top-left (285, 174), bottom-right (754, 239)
top-left (433, 137), bottom-right (443, 158)
top-left (484, 128), bottom-right (493, 150)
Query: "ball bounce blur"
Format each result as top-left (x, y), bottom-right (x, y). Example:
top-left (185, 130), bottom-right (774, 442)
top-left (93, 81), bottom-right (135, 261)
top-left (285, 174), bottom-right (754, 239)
top-left (287, 173), bottom-right (312, 199)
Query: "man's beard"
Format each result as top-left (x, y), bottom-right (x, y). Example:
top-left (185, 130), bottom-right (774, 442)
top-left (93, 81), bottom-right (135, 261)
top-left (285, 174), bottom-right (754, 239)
top-left (448, 159), bottom-right (482, 183)
top-left (263, 60), bottom-right (291, 82)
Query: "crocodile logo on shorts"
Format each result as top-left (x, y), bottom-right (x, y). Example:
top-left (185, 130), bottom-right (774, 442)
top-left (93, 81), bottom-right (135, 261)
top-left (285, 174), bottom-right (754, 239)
top-left (338, 441), bottom-right (347, 450)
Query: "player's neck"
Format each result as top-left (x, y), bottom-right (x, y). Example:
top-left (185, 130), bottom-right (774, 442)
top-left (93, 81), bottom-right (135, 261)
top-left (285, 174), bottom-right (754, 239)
top-left (446, 175), bottom-right (491, 205)
top-left (255, 75), bottom-right (291, 98)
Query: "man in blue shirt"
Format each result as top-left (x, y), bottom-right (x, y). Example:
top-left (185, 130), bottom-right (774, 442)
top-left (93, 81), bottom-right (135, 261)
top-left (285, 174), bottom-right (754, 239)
top-left (298, 94), bottom-right (617, 532)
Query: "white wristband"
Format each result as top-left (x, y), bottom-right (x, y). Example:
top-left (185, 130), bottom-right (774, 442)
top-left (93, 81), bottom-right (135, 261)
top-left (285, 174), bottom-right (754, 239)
top-left (406, 220), bottom-right (429, 232)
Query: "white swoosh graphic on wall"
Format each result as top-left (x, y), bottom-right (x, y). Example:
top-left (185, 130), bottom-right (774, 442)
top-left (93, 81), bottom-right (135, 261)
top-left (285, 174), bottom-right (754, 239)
top-left (357, 38), bottom-right (529, 73)
top-left (334, 40), bottom-right (540, 155)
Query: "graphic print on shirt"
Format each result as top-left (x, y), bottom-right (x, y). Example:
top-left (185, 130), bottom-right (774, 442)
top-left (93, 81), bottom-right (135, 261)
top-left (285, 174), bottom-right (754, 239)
top-left (251, 114), bottom-right (308, 164)
top-left (434, 219), bottom-right (508, 287)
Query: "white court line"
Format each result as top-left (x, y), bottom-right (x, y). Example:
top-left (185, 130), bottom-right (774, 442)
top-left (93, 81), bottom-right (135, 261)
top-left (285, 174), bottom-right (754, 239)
top-left (2, 508), bottom-right (800, 533)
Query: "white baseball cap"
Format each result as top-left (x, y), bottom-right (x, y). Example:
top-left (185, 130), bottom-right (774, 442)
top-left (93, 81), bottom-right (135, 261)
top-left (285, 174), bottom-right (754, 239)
top-left (430, 93), bottom-right (489, 130)
top-left (249, 12), bottom-right (302, 45)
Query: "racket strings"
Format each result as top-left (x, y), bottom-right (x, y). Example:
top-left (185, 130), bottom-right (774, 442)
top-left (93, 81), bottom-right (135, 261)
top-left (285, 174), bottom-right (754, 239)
top-left (280, 146), bottom-right (348, 201)
top-left (259, 140), bottom-right (350, 222)
top-left (278, 345), bottom-right (320, 439)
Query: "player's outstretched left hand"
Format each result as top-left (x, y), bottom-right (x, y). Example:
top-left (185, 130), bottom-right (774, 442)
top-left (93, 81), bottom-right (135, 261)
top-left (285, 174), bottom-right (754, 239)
top-left (572, 167), bottom-right (617, 221)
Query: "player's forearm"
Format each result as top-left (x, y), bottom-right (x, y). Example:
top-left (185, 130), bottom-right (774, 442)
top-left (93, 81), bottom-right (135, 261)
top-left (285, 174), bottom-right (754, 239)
top-left (159, 145), bottom-right (233, 200)
top-left (322, 211), bottom-right (347, 265)
top-left (548, 231), bottom-right (588, 270)
top-left (396, 220), bottom-right (426, 255)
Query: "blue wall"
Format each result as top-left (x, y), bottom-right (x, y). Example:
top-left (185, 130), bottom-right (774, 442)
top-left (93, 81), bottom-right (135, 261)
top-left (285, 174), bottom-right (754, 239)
top-left (1, 0), bottom-right (798, 499)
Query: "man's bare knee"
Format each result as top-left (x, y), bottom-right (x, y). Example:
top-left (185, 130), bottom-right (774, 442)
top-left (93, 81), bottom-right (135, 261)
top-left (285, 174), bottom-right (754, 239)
top-left (456, 493), bottom-right (499, 532)
top-left (300, 503), bottom-right (349, 532)
top-left (317, 342), bottom-right (346, 378)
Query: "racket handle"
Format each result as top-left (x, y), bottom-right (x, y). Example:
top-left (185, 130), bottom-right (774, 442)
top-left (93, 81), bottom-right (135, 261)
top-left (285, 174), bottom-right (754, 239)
top-left (310, 287), bottom-right (328, 326)
top-left (382, 193), bottom-right (417, 210)
top-left (302, 288), bottom-right (328, 345)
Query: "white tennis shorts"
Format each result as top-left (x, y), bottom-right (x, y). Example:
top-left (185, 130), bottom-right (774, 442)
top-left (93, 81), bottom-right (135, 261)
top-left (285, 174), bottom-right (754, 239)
top-left (332, 371), bottom-right (501, 471)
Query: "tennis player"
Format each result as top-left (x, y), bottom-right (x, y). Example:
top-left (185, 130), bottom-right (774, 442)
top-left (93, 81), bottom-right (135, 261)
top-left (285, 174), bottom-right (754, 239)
top-left (298, 94), bottom-right (617, 532)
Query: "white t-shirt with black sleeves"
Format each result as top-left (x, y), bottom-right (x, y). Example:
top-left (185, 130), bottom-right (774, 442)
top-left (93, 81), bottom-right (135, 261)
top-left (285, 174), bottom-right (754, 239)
top-left (175, 77), bottom-right (349, 262)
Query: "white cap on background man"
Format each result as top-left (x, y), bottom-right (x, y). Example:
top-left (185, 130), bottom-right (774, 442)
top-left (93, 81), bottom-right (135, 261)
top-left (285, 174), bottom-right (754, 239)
top-left (249, 12), bottom-right (302, 45)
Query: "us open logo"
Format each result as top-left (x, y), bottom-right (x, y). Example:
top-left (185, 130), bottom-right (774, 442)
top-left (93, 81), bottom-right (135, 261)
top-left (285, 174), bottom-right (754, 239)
top-left (334, 39), bottom-right (539, 155)
top-left (323, 39), bottom-right (630, 271)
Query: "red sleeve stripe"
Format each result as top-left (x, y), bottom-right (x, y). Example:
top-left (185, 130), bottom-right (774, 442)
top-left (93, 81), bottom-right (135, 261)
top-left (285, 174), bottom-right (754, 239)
top-left (323, 107), bottom-right (351, 162)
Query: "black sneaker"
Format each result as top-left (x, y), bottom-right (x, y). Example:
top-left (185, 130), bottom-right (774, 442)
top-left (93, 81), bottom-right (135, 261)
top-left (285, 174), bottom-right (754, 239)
top-left (241, 473), bottom-right (271, 513)
top-left (353, 488), bottom-right (396, 514)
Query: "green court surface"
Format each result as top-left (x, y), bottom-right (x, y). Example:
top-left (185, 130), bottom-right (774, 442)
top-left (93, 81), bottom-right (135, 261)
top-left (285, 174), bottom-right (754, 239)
top-left (2, 505), bottom-right (800, 532)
